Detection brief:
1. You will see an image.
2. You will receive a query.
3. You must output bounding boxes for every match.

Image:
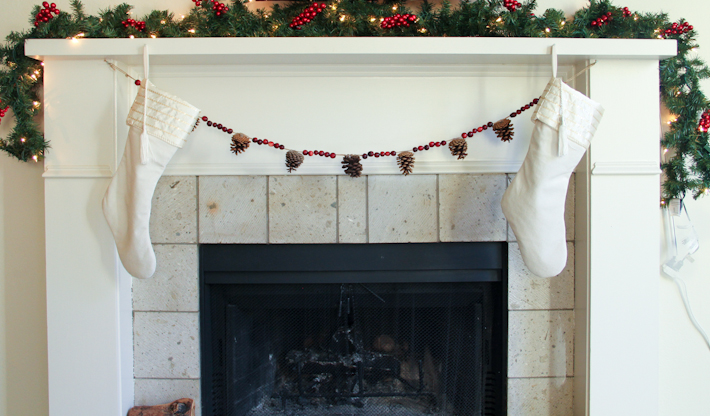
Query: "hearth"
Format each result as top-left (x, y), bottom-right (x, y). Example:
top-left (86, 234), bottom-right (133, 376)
top-left (200, 243), bottom-right (507, 416)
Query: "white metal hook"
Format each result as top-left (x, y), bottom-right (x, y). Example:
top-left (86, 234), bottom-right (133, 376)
top-left (551, 44), bottom-right (558, 79)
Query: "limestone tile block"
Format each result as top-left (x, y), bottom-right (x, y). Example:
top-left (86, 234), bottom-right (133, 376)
top-left (150, 176), bottom-right (197, 243)
top-left (133, 244), bottom-right (199, 312)
top-left (368, 175), bottom-right (437, 243)
top-left (508, 242), bottom-right (574, 310)
top-left (507, 174), bottom-right (575, 243)
top-left (134, 312), bottom-right (200, 379)
top-left (508, 310), bottom-right (574, 378)
top-left (199, 176), bottom-right (267, 243)
top-left (338, 176), bottom-right (367, 243)
top-left (134, 379), bottom-right (202, 416)
top-left (268, 176), bottom-right (337, 244)
top-left (439, 174), bottom-right (507, 242)
top-left (508, 377), bottom-right (574, 416)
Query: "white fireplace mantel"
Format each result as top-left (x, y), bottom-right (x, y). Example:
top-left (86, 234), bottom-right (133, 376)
top-left (27, 37), bottom-right (675, 416)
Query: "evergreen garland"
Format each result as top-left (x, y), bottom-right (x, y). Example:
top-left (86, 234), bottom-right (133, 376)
top-left (0, 0), bottom-right (706, 200)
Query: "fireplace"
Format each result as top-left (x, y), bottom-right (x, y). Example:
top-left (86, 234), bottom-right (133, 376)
top-left (200, 243), bottom-right (507, 415)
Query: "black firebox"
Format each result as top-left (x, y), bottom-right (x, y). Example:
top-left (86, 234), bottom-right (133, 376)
top-left (200, 243), bottom-right (507, 416)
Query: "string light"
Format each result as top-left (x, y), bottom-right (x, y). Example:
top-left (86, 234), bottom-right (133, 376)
top-left (160, 20), bottom-right (166, 24)
top-left (545, 27), bottom-right (551, 33)
top-left (32, 155), bottom-right (38, 162)
top-left (561, 21), bottom-right (565, 26)
top-left (77, 32), bottom-right (85, 37)
top-left (370, 17), bottom-right (376, 22)
top-left (150, 34), bottom-right (157, 38)
top-left (129, 35), bottom-right (135, 39)
top-left (392, 6), bottom-right (397, 11)
top-left (71, 37), bottom-right (79, 43)
top-left (419, 28), bottom-right (427, 33)
top-left (330, 4), bottom-right (337, 10)
top-left (496, 17), bottom-right (502, 23)
top-left (188, 28), bottom-right (196, 33)
top-left (33, 101), bottom-right (40, 108)
top-left (339, 15), bottom-right (346, 22)
top-left (20, 138), bottom-right (25, 143)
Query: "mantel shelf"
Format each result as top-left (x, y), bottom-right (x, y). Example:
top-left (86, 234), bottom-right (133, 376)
top-left (26, 37), bottom-right (676, 66)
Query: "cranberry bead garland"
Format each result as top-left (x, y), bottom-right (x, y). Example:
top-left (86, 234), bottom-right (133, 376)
top-left (198, 97), bottom-right (539, 175)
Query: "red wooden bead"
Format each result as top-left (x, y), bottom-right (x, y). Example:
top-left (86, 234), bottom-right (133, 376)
top-left (467, 132), bottom-right (473, 137)
top-left (308, 151), bottom-right (314, 156)
top-left (435, 142), bottom-right (441, 147)
top-left (461, 133), bottom-right (467, 139)
top-left (391, 151), bottom-right (396, 155)
top-left (412, 147), bottom-right (418, 152)
top-left (429, 141), bottom-right (435, 147)
top-left (362, 154), bottom-right (368, 158)
top-left (280, 145), bottom-right (285, 150)
top-left (533, 98), bottom-right (539, 104)
top-left (477, 127), bottom-right (483, 132)
top-left (482, 125), bottom-right (488, 130)
top-left (268, 142), bottom-right (274, 147)
top-left (318, 151), bottom-right (324, 156)
top-left (368, 151), bottom-right (374, 156)
top-left (201, 116), bottom-right (208, 121)
top-left (274, 142), bottom-right (279, 148)
top-left (424, 145), bottom-right (429, 150)
top-left (516, 110), bottom-right (522, 114)
top-left (374, 153), bottom-right (380, 158)
top-left (216, 123), bottom-right (223, 129)
top-left (385, 152), bottom-right (391, 156)
top-left (135, 80), bottom-right (141, 86)
top-left (418, 146), bottom-right (424, 151)
top-left (441, 140), bottom-right (447, 145)
top-left (257, 139), bottom-right (263, 144)
top-left (324, 152), bottom-right (330, 157)
top-left (303, 150), bottom-right (308, 155)
top-left (227, 129), bottom-right (233, 134)
top-left (222, 127), bottom-right (228, 132)
top-left (207, 121), bottom-right (213, 126)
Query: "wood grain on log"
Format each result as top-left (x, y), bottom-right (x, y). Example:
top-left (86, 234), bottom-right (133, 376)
top-left (127, 398), bottom-right (194, 416)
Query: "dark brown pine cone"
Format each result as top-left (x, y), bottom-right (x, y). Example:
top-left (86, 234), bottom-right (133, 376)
top-left (397, 151), bottom-right (415, 175)
top-left (493, 118), bottom-right (514, 142)
top-left (285, 150), bottom-right (304, 172)
top-left (448, 138), bottom-right (468, 160)
top-left (342, 154), bottom-right (363, 178)
top-left (230, 133), bottom-right (251, 155)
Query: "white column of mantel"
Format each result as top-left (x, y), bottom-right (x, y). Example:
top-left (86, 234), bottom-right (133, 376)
top-left (43, 59), bottom-right (134, 416)
top-left (586, 60), bottom-right (662, 416)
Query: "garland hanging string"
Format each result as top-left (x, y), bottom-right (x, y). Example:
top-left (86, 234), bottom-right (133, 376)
top-left (1, 0), bottom-right (708, 201)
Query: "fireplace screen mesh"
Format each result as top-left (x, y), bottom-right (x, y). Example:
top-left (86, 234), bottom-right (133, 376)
top-left (201, 243), bottom-right (506, 416)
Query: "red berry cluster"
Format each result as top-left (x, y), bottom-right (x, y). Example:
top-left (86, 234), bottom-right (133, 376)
top-left (122, 18), bottom-right (146, 31)
top-left (34, 2), bottom-right (60, 27)
top-left (201, 116), bottom-right (234, 135)
top-left (210, 0), bottom-right (229, 16)
top-left (622, 7), bottom-right (632, 18)
top-left (591, 12), bottom-right (613, 28)
top-left (303, 149), bottom-right (337, 158)
top-left (192, 0), bottom-right (202, 6)
top-left (290, 3), bottom-right (326, 30)
top-left (411, 141), bottom-right (446, 154)
top-left (459, 98), bottom-right (538, 139)
top-left (503, 0), bottom-right (522, 12)
top-left (381, 13), bottom-right (417, 29)
top-left (699, 110), bottom-right (710, 132)
top-left (664, 21), bottom-right (693, 37)
top-left (0, 102), bottom-right (10, 125)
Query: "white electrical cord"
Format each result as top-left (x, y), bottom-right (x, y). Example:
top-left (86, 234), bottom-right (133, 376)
top-left (662, 200), bottom-right (710, 351)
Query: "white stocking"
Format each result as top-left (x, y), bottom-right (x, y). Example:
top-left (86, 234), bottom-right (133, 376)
top-left (501, 77), bottom-right (604, 277)
top-left (103, 76), bottom-right (199, 278)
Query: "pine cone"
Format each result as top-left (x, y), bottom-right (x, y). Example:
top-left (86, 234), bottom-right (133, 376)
top-left (493, 118), bottom-right (514, 142)
top-left (397, 151), bottom-right (415, 175)
top-left (342, 154), bottom-right (363, 178)
top-left (230, 133), bottom-right (251, 155)
top-left (285, 150), bottom-right (304, 173)
top-left (449, 138), bottom-right (468, 160)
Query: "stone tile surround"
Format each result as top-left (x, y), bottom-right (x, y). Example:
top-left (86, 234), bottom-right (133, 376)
top-left (134, 174), bottom-right (576, 416)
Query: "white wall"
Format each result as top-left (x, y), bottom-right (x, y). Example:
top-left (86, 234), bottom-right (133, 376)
top-left (0, 1), bottom-right (708, 416)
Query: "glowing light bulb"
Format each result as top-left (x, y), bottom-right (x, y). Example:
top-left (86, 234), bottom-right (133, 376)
top-left (71, 37), bottom-right (79, 43)
top-left (392, 6), bottom-right (397, 11)
top-left (32, 155), bottom-right (38, 162)
top-left (150, 34), bottom-right (157, 38)
top-left (339, 15), bottom-right (346, 22)
top-left (129, 35), bottom-right (135, 39)
top-left (370, 17), bottom-right (376, 22)
top-left (561, 21), bottom-right (565, 26)
top-left (77, 33), bottom-right (84, 37)
top-left (331, 4), bottom-right (337, 10)
top-left (160, 20), bottom-right (166, 24)
top-left (188, 28), bottom-right (196, 33)
top-left (33, 101), bottom-right (40, 108)
top-left (20, 138), bottom-right (25, 143)
top-left (419, 28), bottom-right (427, 33)
top-left (545, 27), bottom-right (550, 33)
top-left (496, 17), bottom-right (502, 23)
top-left (664, 148), bottom-right (669, 154)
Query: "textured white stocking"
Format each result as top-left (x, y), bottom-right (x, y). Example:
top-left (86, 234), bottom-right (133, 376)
top-left (102, 79), bottom-right (199, 278)
top-left (501, 77), bottom-right (604, 277)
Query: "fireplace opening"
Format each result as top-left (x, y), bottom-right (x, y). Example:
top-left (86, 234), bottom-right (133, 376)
top-left (200, 243), bottom-right (507, 416)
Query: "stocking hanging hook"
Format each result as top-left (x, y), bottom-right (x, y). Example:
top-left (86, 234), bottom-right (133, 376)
top-left (550, 44), bottom-right (558, 79)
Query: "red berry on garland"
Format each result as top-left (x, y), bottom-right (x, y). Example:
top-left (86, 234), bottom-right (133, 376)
top-left (135, 79), bottom-right (141, 86)
top-left (381, 13), bottom-right (418, 30)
